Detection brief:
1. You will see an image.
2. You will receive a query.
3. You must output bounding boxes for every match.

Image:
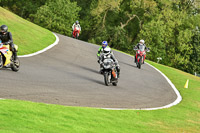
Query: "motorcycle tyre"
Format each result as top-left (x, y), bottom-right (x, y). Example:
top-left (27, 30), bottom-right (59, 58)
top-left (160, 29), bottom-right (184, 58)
top-left (104, 72), bottom-right (111, 86)
top-left (138, 58), bottom-right (142, 69)
top-left (11, 57), bottom-right (20, 72)
top-left (0, 55), bottom-right (3, 69)
top-left (76, 33), bottom-right (79, 39)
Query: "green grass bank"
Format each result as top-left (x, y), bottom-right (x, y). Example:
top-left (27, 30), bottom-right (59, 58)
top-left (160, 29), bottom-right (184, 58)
top-left (0, 7), bottom-right (55, 55)
top-left (0, 60), bottom-right (199, 133)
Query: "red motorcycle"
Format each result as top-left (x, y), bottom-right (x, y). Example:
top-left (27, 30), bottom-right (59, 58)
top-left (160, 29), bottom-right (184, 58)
top-left (134, 45), bottom-right (150, 69)
top-left (72, 26), bottom-right (80, 39)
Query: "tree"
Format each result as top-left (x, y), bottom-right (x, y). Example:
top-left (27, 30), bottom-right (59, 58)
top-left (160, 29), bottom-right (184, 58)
top-left (138, 0), bottom-right (200, 74)
top-left (33, 0), bottom-right (81, 35)
top-left (0, 0), bottom-right (47, 19)
top-left (91, 0), bottom-right (121, 28)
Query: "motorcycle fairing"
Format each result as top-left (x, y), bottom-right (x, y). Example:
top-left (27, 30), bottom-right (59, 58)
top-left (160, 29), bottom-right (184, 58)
top-left (0, 45), bottom-right (12, 66)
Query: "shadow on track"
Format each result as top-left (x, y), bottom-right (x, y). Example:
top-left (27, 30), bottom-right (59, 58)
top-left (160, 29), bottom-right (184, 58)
top-left (119, 61), bottom-right (137, 68)
top-left (77, 65), bottom-right (99, 75)
top-left (71, 64), bottom-right (105, 85)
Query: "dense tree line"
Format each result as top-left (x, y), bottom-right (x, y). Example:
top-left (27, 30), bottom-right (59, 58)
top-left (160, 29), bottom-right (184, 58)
top-left (1, 0), bottom-right (199, 74)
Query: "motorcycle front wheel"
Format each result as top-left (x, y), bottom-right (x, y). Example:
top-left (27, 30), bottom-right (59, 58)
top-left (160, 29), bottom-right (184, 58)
top-left (104, 72), bottom-right (111, 86)
top-left (76, 33), bottom-right (79, 39)
top-left (138, 58), bottom-right (142, 69)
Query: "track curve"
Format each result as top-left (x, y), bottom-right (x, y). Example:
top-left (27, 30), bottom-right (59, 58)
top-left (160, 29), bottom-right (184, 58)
top-left (0, 34), bottom-right (177, 109)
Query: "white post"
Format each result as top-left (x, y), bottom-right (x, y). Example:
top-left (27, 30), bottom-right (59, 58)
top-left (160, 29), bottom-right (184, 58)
top-left (157, 57), bottom-right (162, 63)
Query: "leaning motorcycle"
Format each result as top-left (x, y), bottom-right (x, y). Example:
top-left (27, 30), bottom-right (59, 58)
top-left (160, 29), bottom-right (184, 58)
top-left (72, 26), bottom-right (80, 39)
top-left (101, 58), bottom-right (119, 86)
top-left (0, 42), bottom-right (20, 72)
top-left (134, 45), bottom-right (150, 69)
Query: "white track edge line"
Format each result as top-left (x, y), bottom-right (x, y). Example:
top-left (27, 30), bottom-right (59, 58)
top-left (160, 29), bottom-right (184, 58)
top-left (18, 32), bottom-right (59, 57)
top-left (101, 51), bottom-right (182, 110)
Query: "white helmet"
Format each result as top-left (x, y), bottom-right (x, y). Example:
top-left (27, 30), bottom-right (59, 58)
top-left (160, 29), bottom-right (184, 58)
top-left (103, 47), bottom-right (111, 55)
top-left (139, 39), bottom-right (145, 44)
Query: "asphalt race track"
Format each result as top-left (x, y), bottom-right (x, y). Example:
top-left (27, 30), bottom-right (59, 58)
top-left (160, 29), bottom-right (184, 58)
top-left (0, 34), bottom-right (177, 109)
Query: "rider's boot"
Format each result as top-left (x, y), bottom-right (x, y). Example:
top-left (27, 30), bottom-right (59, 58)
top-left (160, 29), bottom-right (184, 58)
top-left (99, 67), bottom-right (103, 74)
top-left (72, 30), bottom-right (74, 38)
top-left (116, 66), bottom-right (120, 78)
top-left (117, 72), bottom-right (120, 78)
top-left (134, 56), bottom-right (137, 63)
top-left (13, 51), bottom-right (17, 62)
top-left (10, 44), bottom-right (17, 62)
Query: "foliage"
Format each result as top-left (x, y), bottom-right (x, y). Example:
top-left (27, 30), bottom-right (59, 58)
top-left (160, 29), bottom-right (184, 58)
top-left (32, 0), bottom-right (80, 36)
top-left (1, 0), bottom-right (200, 74)
top-left (0, 0), bottom-right (47, 19)
top-left (138, 0), bottom-right (200, 74)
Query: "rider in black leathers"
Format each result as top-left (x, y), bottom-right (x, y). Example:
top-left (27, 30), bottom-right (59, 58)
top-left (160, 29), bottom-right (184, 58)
top-left (0, 25), bottom-right (17, 61)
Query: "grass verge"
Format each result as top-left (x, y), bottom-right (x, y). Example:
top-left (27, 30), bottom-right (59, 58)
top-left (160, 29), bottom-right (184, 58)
top-left (0, 60), bottom-right (199, 133)
top-left (0, 7), bottom-right (55, 55)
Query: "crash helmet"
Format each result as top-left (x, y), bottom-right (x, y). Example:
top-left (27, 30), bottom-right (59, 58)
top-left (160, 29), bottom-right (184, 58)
top-left (1, 25), bottom-right (8, 34)
top-left (139, 39), bottom-right (145, 44)
top-left (103, 47), bottom-right (111, 55)
top-left (102, 41), bottom-right (108, 48)
top-left (75, 20), bottom-right (79, 24)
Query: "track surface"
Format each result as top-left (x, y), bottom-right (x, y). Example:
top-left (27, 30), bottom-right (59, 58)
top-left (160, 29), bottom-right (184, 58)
top-left (0, 34), bottom-right (177, 109)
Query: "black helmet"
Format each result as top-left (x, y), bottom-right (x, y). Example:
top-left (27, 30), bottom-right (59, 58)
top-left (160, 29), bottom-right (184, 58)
top-left (75, 20), bottom-right (79, 24)
top-left (1, 25), bottom-right (8, 33)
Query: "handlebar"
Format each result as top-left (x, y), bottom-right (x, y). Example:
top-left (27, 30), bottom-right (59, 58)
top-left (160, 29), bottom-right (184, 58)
top-left (133, 48), bottom-right (138, 51)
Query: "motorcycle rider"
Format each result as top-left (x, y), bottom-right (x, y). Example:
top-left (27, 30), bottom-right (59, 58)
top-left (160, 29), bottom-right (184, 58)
top-left (97, 41), bottom-right (109, 73)
top-left (72, 20), bottom-right (81, 37)
top-left (134, 39), bottom-right (147, 63)
top-left (0, 25), bottom-right (17, 62)
top-left (97, 41), bottom-right (111, 58)
top-left (99, 47), bottom-right (120, 77)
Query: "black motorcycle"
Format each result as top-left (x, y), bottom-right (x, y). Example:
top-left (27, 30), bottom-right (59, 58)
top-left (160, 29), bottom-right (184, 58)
top-left (101, 58), bottom-right (119, 86)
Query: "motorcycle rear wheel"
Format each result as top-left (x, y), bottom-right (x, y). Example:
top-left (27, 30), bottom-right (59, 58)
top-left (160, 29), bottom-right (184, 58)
top-left (11, 57), bottom-right (20, 72)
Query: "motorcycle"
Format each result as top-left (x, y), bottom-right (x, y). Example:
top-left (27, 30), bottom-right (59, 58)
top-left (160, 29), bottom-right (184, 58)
top-left (101, 58), bottom-right (119, 86)
top-left (134, 45), bottom-right (150, 69)
top-left (0, 41), bottom-right (20, 72)
top-left (72, 26), bottom-right (80, 39)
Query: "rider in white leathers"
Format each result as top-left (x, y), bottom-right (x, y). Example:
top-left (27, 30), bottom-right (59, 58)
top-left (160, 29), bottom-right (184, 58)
top-left (72, 20), bottom-right (81, 32)
top-left (99, 47), bottom-right (120, 77)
